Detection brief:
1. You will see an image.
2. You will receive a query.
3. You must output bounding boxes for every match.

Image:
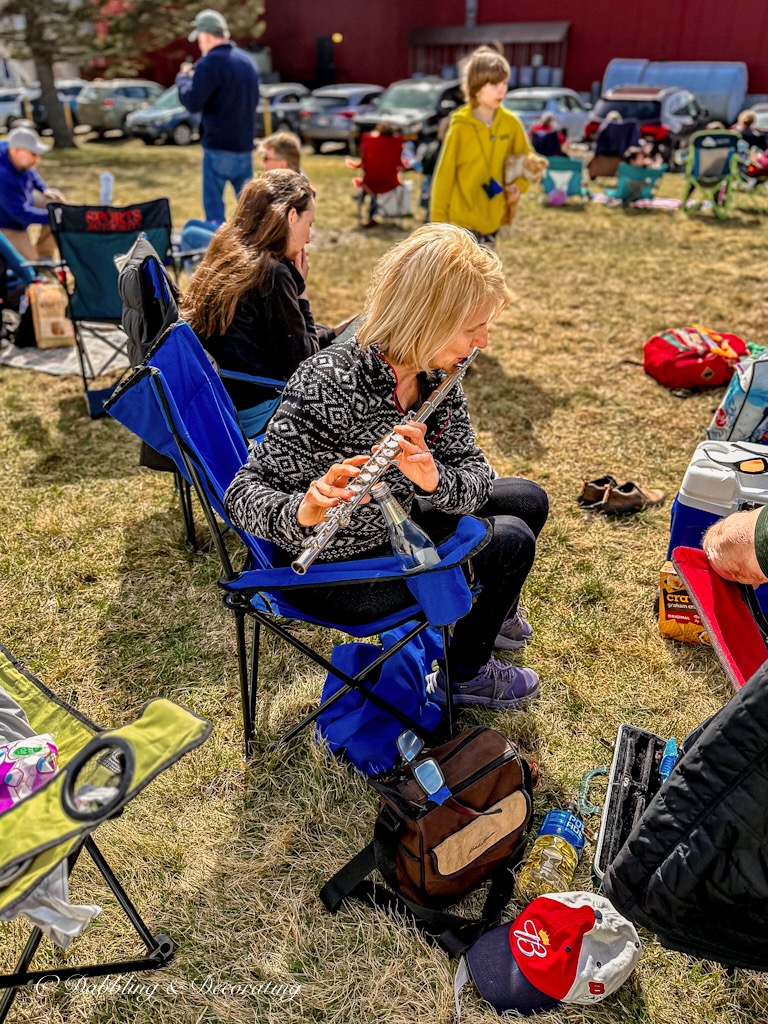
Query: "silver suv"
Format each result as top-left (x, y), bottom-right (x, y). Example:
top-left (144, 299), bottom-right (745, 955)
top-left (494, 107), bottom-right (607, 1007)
top-left (76, 79), bottom-right (164, 136)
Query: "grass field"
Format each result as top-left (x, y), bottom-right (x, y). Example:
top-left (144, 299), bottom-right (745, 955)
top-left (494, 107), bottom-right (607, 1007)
top-left (2, 138), bottom-right (768, 1024)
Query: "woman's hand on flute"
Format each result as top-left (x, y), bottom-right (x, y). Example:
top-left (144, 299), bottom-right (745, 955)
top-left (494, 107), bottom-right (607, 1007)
top-left (389, 422), bottom-right (439, 494)
top-left (297, 455), bottom-right (371, 527)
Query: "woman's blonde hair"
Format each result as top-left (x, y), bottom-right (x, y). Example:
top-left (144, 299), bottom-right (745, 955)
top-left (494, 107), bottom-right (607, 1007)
top-left (357, 224), bottom-right (510, 368)
top-left (461, 46), bottom-right (511, 106)
top-left (182, 170), bottom-right (312, 338)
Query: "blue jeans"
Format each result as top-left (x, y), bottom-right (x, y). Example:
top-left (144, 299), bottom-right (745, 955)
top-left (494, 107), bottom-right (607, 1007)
top-left (202, 149), bottom-right (253, 223)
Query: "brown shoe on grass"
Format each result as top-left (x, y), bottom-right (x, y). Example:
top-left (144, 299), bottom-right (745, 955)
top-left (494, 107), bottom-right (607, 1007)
top-left (598, 481), bottom-right (666, 516)
top-left (578, 474), bottom-right (618, 507)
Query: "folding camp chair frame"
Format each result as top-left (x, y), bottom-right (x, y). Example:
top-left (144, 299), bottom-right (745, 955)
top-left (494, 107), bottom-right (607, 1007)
top-left (46, 200), bottom-right (178, 419)
top-left (683, 131), bottom-right (741, 220)
top-left (0, 834), bottom-right (174, 1023)
top-left (0, 642), bottom-right (211, 1022)
top-left (106, 323), bottom-right (489, 757)
top-left (605, 163), bottom-right (667, 207)
top-left (155, 371), bottom-right (460, 755)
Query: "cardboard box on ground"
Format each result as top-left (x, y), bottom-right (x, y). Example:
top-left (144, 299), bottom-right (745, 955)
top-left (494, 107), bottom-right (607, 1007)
top-left (27, 282), bottom-right (75, 349)
top-left (658, 560), bottom-right (711, 646)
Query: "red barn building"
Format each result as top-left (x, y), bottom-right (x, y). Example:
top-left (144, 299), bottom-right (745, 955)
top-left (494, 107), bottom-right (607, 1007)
top-left (257, 0), bottom-right (768, 94)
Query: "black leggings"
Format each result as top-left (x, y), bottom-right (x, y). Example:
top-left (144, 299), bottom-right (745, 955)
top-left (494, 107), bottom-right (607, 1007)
top-left (285, 478), bottom-right (549, 680)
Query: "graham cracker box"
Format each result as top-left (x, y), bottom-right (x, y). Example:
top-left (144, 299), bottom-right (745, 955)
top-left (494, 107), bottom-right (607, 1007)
top-left (28, 282), bottom-right (75, 350)
top-left (659, 560), bottom-right (710, 646)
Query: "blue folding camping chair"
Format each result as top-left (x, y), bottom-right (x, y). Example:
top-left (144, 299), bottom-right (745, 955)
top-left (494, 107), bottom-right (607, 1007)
top-left (540, 156), bottom-right (590, 205)
top-left (46, 199), bottom-right (177, 418)
top-left (605, 162), bottom-right (668, 205)
top-left (683, 130), bottom-right (741, 219)
top-left (116, 235), bottom-right (285, 549)
top-left (105, 321), bottom-right (489, 756)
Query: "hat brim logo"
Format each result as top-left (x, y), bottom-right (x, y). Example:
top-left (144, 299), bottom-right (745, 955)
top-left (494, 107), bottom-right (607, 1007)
top-left (513, 918), bottom-right (549, 959)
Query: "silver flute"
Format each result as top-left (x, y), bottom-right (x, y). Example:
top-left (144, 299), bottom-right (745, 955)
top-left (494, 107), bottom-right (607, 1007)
top-left (291, 346), bottom-right (480, 574)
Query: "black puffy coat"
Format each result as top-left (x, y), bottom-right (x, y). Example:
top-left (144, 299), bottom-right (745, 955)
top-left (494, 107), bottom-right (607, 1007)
top-left (604, 658), bottom-right (768, 970)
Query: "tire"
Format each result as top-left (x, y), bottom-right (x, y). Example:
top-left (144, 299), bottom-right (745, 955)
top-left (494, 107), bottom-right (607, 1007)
top-left (347, 137), bottom-right (359, 157)
top-left (311, 139), bottom-right (323, 153)
top-left (172, 122), bottom-right (193, 146)
top-left (141, 137), bottom-right (155, 146)
top-left (275, 120), bottom-right (293, 134)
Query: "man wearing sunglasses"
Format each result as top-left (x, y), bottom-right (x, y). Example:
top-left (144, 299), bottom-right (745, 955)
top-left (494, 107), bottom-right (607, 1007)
top-left (703, 505), bottom-right (768, 588)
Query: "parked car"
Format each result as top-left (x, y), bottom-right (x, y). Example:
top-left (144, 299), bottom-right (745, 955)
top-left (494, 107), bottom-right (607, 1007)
top-left (27, 79), bottom-right (87, 130)
top-left (300, 84), bottom-right (383, 152)
top-left (502, 87), bottom-right (591, 140)
top-left (353, 77), bottom-right (463, 145)
top-left (256, 82), bottom-right (310, 138)
top-left (0, 86), bottom-right (25, 130)
top-left (584, 85), bottom-right (709, 163)
top-left (125, 85), bottom-right (201, 146)
top-left (76, 79), bottom-right (164, 136)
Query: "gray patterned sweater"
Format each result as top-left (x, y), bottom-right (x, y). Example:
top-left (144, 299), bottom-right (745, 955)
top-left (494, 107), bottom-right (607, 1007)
top-left (224, 335), bottom-right (493, 562)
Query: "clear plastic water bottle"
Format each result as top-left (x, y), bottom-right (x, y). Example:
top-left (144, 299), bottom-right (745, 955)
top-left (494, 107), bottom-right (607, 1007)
top-left (99, 171), bottom-right (114, 206)
top-left (514, 802), bottom-right (586, 902)
top-left (372, 481), bottom-right (440, 573)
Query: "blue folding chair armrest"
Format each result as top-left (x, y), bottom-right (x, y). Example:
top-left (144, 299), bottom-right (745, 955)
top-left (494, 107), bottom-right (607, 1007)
top-left (219, 516), bottom-right (490, 598)
top-left (218, 368), bottom-right (287, 392)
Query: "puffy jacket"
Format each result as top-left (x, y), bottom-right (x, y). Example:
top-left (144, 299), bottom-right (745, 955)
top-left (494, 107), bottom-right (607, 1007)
top-left (604, 657), bottom-right (768, 970)
top-left (430, 105), bottom-right (531, 235)
top-left (117, 235), bottom-right (179, 366)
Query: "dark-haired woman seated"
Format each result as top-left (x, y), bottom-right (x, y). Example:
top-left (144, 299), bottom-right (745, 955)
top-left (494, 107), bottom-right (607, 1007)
top-left (225, 224), bottom-right (548, 710)
top-left (182, 169), bottom-right (351, 437)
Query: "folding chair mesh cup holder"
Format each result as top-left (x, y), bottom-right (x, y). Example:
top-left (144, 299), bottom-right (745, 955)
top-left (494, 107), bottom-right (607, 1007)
top-left (105, 320), bottom-right (491, 758)
top-left (683, 130), bottom-right (741, 219)
top-left (605, 163), bottom-right (668, 206)
top-left (46, 199), bottom-right (179, 419)
top-left (0, 642), bottom-right (211, 1021)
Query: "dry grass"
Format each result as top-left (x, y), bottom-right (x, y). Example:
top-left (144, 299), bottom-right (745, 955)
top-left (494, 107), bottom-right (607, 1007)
top-left (1, 139), bottom-right (768, 1024)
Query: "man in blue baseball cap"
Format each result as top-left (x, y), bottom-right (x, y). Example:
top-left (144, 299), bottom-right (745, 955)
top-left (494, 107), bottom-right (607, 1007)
top-left (0, 125), bottom-right (66, 261)
top-left (177, 9), bottom-right (260, 225)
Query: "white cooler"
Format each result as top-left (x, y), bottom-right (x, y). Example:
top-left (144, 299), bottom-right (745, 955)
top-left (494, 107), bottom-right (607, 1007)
top-left (667, 439), bottom-right (768, 612)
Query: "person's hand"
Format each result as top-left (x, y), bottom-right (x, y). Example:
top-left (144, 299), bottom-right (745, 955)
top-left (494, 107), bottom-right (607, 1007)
top-left (297, 455), bottom-right (371, 527)
top-left (504, 183), bottom-right (521, 203)
top-left (333, 316), bottom-right (355, 337)
top-left (293, 248), bottom-right (308, 281)
top-left (384, 422), bottom-right (439, 494)
top-left (180, 62), bottom-right (194, 76)
top-left (702, 510), bottom-right (768, 587)
top-left (43, 188), bottom-right (65, 203)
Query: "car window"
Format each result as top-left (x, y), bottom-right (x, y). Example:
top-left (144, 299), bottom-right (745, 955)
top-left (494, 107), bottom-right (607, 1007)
top-left (565, 95), bottom-right (583, 111)
top-left (154, 87), bottom-right (181, 111)
top-left (379, 83), bottom-right (443, 110)
top-left (80, 86), bottom-right (105, 102)
top-left (593, 98), bottom-right (661, 121)
top-left (556, 97), bottom-right (569, 111)
top-left (503, 96), bottom-right (546, 112)
top-left (360, 91), bottom-right (381, 105)
top-left (281, 93), bottom-right (300, 104)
